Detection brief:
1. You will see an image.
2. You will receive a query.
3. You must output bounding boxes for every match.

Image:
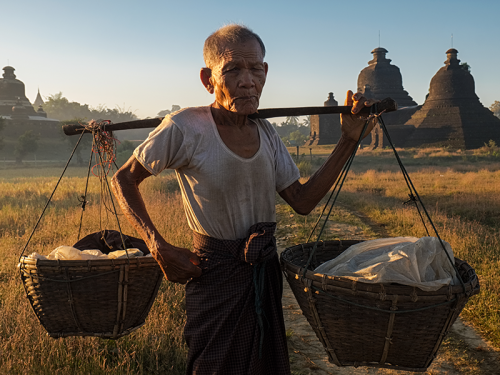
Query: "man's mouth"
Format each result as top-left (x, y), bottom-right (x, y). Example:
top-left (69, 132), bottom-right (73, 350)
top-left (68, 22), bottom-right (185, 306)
top-left (235, 96), bottom-right (257, 100)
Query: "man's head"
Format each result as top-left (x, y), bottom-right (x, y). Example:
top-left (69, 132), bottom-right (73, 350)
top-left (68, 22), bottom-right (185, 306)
top-left (200, 24), bottom-right (268, 115)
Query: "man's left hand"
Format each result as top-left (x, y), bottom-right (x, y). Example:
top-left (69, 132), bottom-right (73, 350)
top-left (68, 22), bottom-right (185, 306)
top-left (340, 90), bottom-right (379, 142)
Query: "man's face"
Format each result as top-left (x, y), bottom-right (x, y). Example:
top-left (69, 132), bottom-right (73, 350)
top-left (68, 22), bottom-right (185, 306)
top-left (209, 39), bottom-right (268, 115)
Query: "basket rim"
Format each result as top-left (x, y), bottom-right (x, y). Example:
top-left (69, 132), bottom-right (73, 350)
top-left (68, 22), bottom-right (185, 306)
top-left (19, 255), bottom-right (159, 268)
top-left (280, 239), bottom-right (479, 297)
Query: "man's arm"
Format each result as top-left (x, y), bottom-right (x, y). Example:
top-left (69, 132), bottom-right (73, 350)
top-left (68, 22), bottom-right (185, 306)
top-left (111, 156), bottom-right (201, 284)
top-left (279, 90), bottom-right (376, 215)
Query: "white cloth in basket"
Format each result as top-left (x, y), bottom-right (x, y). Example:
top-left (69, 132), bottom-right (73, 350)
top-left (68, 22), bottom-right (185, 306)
top-left (314, 237), bottom-right (459, 291)
top-left (26, 246), bottom-right (148, 261)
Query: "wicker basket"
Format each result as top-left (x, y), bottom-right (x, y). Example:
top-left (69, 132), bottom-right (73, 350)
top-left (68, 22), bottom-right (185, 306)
top-left (280, 240), bottom-right (480, 372)
top-left (19, 256), bottom-right (163, 339)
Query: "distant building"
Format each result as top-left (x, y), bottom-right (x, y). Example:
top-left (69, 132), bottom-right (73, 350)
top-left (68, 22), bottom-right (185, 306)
top-left (404, 49), bottom-right (500, 149)
top-left (33, 88), bottom-right (44, 108)
top-left (0, 66), bottom-right (59, 137)
top-left (357, 47), bottom-right (418, 148)
top-left (305, 92), bottom-right (342, 146)
top-left (0, 66), bottom-right (61, 160)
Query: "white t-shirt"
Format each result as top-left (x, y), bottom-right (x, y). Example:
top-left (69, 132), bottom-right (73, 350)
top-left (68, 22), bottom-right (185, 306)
top-left (134, 107), bottom-right (300, 240)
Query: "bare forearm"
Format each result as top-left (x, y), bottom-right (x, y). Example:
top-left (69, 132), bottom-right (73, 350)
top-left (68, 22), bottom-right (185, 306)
top-left (111, 172), bottom-right (167, 252)
top-left (111, 166), bottom-right (201, 283)
top-left (280, 135), bottom-right (357, 215)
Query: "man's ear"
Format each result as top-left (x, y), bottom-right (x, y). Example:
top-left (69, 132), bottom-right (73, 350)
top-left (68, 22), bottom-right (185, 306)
top-left (264, 62), bottom-right (269, 76)
top-left (200, 68), bottom-right (214, 94)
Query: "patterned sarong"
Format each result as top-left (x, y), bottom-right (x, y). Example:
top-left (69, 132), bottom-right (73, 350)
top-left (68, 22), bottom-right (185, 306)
top-left (184, 222), bottom-right (290, 375)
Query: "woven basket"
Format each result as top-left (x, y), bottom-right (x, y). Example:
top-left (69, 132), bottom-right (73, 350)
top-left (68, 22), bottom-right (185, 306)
top-left (19, 256), bottom-right (163, 339)
top-left (280, 240), bottom-right (480, 372)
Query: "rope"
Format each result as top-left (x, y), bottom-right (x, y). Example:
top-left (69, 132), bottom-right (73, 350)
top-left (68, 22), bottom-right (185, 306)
top-left (19, 130), bottom-right (86, 261)
top-left (20, 120), bottom-right (130, 262)
top-left (77, 129), bottom-right (97, 240)
top-left (297, 108), bottom-right (467, 309)
top-left (302, 117), bottom-right (372, 276)
top-left (88, 121), bottom-right (130, 262)
top-left (376, 116), bottom-right (466, 291)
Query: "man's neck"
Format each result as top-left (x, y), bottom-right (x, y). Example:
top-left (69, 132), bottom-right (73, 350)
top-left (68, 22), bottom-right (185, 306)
top-left (210, 102), bottom-right (249, 129)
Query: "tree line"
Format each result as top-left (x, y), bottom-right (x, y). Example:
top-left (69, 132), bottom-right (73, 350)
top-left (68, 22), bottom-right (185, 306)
top-left (0, 93), bottom-right (142, 163)
top-left (273, 116), bottom-right (310, 145)
top-left (43, 92), bottom-right (138, 123)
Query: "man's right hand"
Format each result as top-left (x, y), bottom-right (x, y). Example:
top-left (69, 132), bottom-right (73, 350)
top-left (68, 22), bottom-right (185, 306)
top-left (151, 241), bottom-right (202, 284)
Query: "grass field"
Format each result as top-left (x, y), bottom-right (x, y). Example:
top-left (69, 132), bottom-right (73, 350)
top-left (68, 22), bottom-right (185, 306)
top-left (0, 146), bottom-right (499, 373)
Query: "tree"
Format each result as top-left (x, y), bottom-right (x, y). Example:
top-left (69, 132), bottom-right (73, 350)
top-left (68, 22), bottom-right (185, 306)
top-left (275, 117), bottom-right (309, 144)
top-left (157, 105), bottom-right (181, 117)
top-left (287, 130), bottom-right (308, 145)
top-left (301, 115), bottom-right (310, 127)
top-left (15, 130), bottom-right (39, 163)
top-left (43, 92), bottom-right (138, 123)
top-left (284, 115), bottom-right (300, 126)
top-left (490, 101), bottom-right (500, 119)
top-left (460, 62), bottom-right (471, 72)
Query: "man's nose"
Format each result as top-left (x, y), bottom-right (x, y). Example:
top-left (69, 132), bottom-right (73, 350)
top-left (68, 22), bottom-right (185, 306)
top-left (238, 69), bottom-right (255, 88)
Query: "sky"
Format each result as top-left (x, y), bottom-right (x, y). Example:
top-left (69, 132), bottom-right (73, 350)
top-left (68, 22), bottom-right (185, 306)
top-left (2, 0), bottom-right (499, 120)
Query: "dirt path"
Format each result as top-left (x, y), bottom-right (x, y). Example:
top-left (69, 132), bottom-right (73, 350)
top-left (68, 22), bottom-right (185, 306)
top-left (276, 214), bottom-right (500, 375)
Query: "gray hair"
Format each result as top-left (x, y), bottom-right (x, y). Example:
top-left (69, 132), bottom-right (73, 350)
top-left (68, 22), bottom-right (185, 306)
top-left (203, 24), bottom-right (266, 68)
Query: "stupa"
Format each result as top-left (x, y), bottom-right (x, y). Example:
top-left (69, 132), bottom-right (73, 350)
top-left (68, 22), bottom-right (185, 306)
top-left (305, 92), bottom-right (342, 145)
top-left (358, 47), bottom-right (417, 107)
top-left (0, 66), bottom-right (61, 160)
top-left (0, 66), bottom-right (59, 136)
top-left (33, 88), bottom-right (44, 108)
top-left (404, 49), bottom-right (500, 149)
top-left (357, 47), bottom-right (419, 148)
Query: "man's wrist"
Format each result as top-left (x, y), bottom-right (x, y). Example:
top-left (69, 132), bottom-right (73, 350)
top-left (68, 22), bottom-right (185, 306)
top-left (338, 134), bottom-right (358, 148)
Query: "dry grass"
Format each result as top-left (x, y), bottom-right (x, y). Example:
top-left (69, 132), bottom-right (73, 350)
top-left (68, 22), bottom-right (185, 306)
top-left (2, 146), bottom-right (500, 372)
top-left (0, 170), bottom-right (190, 374)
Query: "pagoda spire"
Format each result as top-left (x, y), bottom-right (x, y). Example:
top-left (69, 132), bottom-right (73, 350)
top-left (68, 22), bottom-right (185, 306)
top-left (33, 88), bottom-right (44, 108)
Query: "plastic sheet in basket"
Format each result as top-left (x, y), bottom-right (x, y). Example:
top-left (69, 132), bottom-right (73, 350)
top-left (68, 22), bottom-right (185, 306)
top-left (314, 237), bottom-right (459, 291)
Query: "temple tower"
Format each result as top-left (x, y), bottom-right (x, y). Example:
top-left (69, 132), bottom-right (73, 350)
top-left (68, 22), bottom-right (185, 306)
top-left (0, 66), bottom-right (38, 116)
top-left (33, 88), bottom-right (44, 108)
top-left (357, 48), bottom-right (418, 148)
top-left (405, 49), bottom-right (500, 149)
top-left (358, 47), bottom-right (417, 107)
top-left (305, 92), bottom-right (342, 145)
top-left (0, 66), bottom-right (60, 159)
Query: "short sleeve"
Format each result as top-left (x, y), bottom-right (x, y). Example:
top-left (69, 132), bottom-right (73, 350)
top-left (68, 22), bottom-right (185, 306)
top-left (262, 121), bottom-right (300, 192)
top-left (133, 116), bottom-right (190, 175)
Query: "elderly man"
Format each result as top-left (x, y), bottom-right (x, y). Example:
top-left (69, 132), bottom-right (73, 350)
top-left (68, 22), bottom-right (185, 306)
top-left (112, 24), bottom-right (376, 375)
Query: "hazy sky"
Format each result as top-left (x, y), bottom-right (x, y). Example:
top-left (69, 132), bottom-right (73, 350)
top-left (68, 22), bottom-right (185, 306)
top-left (2, 0), bottom-right (499, 119)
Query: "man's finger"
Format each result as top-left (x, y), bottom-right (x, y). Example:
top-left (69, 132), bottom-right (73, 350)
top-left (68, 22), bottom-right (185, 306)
top-left (344, 90), bottom-right (354, 106)
top-left (352, 95), bottom-right (367, 114)
top-left (352, 92), bottom-right (365, 101)
top-left (191, 264), bottom-right (202, 278)
top-left (364, 99), bottom-right (379, 107)
top-left (189, 252), bottom-right (201, 266)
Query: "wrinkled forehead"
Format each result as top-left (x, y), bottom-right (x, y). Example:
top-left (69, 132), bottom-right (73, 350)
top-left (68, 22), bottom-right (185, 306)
top-left (216, 39), bottom-right (264, 67)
